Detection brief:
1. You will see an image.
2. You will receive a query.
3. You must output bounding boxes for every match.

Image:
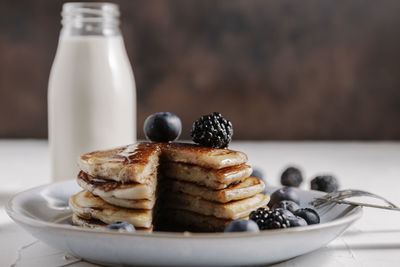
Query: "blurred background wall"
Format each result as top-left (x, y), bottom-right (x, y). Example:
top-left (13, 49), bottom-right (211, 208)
top-left (1, 0), bottom-right (400, 140)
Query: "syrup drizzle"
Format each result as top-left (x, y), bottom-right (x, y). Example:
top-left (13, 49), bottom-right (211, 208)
top-left (117, 143), bottom-right (139, 163)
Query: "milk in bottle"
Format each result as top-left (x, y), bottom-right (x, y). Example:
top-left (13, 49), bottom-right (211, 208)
top-left (48, 3), bottom-right (136, 181)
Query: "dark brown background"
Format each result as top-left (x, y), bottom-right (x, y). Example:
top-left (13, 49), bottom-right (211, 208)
top-left (1, 0), bottom-right (400, 140)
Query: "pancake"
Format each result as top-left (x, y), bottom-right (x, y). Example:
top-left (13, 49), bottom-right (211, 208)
top-left (163, 177), bottom-right (265, 203)
top-left (69, 190), bottom-right (153, 228)
top-left (73, 141), bottom-right (258, 232)
top-left (71, 214), bottom-right (153, 232)
top-left (78, 142), bottom-right (248, 184)
top-left (161, 192), bottom-right (269, 220)
top-left (161, 163), bottom-right (252, 189)
top-left (79, 143), bottom-right (161, 183)
top-left (71, 213), bottom-right (107, 229)
top-left (77, 171), bottom-right (156, 200)
top-left (160, 209), bottom-right (247, 232)
top-left (160, 142), bottom-right (248, 169)
top-left (100, 195), bottom-right (155, 209)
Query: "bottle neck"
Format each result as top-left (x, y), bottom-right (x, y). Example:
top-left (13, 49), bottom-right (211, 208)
top-left (61, 2), bottom-right (120, 37)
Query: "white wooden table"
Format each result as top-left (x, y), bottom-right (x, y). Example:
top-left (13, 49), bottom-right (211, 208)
top-left (1, 140), bottom-right (400, 266)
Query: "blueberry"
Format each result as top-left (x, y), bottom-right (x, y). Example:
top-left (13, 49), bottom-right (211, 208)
top-left (144, 112), bottom-right (182, 142)
top-left (106, 221), bottom-right (136, 232)
top-left (268, 187), bottom-right (300, 208)
top-left (281, 167), bottom-right (303, 187)
top-left (294, 208), bottom-right (320, 225)
top-left (272, 200), bottom-right (300, 213)
top-left (251, 168), bottom-right (264, 179)
top-left (274, 208), bottom-right (294, 218)
top-left (287, 215), bottom-right (308, 227)
top-left (224, 219), bottom-right (260, 233)
top-left (311, 175), bottom-right (339, 193)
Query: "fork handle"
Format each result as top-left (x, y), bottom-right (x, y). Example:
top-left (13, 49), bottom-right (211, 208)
top-left (325, 199), bottom-right (400, 211)
top-left (314, 189), bottom-right (398, 208)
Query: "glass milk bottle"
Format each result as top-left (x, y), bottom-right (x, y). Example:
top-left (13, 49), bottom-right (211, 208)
top-left (48, 3), bottom-right (136, 181)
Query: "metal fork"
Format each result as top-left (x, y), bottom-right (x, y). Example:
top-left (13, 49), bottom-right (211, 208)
top-left (310, 189), bottom-right (400, 211)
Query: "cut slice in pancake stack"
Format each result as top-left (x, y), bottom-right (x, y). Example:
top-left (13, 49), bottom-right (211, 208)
top-left (69, 143), bottom-right (161, 232)
top-left (69, 142), bottom-right (269, 232)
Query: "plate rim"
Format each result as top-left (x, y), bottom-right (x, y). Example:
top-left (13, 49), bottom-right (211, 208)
top-left (6, 181), bottom-right (363, 239)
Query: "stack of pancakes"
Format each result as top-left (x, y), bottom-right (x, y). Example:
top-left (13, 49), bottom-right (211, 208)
top-left (69, 142), bottom-right (269, 232)
top-left (69, 143), bottom-right (161, 232)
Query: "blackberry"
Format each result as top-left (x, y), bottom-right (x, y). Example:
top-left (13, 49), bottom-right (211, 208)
top-left (281, 167), bottom-right (303, 187)
top-left (271, 208), bottom-right (308, 228)
top-left (190, 112), bottom-right (233, 148)
top-left (311, 175), bottom-right (339, 193)
top-left (249, 207), bottom-right (290, 230)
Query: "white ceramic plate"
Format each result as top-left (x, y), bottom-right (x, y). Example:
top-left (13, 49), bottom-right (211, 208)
top-left (6, 181), bottom-right (362, 266)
